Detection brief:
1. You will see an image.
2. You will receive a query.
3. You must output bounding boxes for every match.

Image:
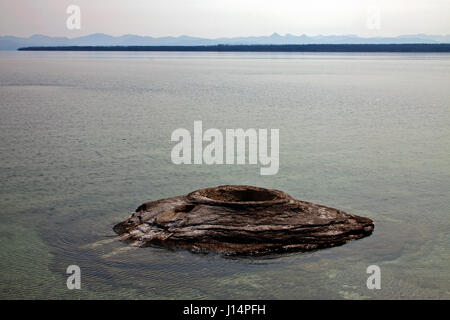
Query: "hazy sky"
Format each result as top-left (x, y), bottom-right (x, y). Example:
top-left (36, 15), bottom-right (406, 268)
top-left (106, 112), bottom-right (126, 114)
top-left (1, 0), bottom-right (449, 38)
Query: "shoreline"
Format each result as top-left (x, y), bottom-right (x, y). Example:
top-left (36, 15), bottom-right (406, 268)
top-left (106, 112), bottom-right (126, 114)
top-left (18, 43), bottom-right (450, 52)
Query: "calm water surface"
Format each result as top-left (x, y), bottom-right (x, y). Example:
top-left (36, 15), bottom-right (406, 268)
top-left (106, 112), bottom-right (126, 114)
top-left (0, 51), bottom-right (449, 299)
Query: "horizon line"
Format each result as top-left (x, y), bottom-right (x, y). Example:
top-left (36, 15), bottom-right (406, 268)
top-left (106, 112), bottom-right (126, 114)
top-left (3, 32), bottom-right (450, 39)
top-left (18, 44), bottom-right (450, 53)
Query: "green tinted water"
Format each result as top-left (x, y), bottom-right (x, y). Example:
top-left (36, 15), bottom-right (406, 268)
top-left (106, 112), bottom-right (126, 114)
top-left (0, 52), bottom-right (449, 299)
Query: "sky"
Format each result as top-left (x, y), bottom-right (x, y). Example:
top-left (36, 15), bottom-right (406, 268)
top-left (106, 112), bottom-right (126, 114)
top-left (1, 0), bottom-right (449, 38)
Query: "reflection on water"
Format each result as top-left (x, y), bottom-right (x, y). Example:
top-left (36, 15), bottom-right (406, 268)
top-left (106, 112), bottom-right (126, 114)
top-left (0, 52), bottom-right (449, 299)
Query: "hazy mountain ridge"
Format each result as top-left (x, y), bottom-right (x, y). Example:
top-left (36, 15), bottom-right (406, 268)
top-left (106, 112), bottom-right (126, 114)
top-left (2, 33), bottom-right (450, 50)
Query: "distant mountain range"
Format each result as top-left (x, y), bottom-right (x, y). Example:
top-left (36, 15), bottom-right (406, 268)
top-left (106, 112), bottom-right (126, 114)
top-left (2, 33), bottom-right (450, 50)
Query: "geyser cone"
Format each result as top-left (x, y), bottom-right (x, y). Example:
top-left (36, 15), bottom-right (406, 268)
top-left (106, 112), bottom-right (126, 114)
top-left (113, 185), bottom-right (374, 256)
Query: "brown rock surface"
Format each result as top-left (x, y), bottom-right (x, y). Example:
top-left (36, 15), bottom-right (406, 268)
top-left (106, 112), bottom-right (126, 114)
top-left (113, 185), bottom-right (374, 256)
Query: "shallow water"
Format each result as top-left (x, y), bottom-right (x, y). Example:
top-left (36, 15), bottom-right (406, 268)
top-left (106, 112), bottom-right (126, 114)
top-left (0, 51), bottom-right (449, 299)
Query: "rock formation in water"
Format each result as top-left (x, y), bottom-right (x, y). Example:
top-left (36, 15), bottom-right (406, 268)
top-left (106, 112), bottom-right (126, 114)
top-left (113, 185), bottom-right (374, 256)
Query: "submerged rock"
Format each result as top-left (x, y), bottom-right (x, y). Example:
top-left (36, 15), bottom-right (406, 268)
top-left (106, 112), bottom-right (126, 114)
top-left (113, 185), bottom-right (374, 256)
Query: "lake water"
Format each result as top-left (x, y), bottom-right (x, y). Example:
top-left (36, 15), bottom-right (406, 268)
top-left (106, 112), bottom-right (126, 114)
top-left (0, 51), bottom-right (449, 299)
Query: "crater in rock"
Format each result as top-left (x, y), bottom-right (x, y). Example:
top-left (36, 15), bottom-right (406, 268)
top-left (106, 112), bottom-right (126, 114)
top-left (200, 187), bottom-right (278, 202)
